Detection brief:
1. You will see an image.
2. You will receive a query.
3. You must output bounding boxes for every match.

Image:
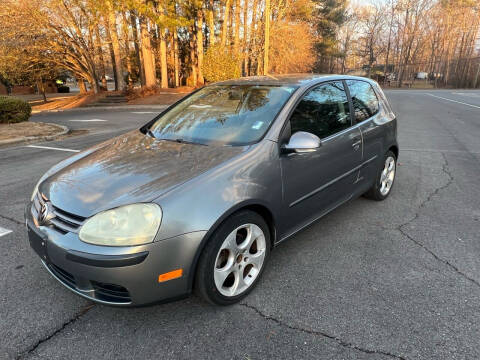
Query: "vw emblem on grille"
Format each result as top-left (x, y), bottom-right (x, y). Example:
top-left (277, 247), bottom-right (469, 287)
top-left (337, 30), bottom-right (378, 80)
top-left (39, 201), bottom-right (56, 225)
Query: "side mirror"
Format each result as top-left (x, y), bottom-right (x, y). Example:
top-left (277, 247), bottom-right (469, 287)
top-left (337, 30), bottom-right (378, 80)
top-left (282, 131), bottom-right (321, 154)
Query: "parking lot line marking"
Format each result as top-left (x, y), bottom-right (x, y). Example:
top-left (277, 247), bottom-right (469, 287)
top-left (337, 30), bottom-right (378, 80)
top-left (69, 119), bottom-right (108, 122)
top-left (402, 148), bottom-right (480, 154)
top-left (131, 111), bottom-right (157, 114)
top-left (426, 93), bottom-right (480, 109)
top-left (0, 227), bottom-right (13, 237)
top-left (452, 92), bottom-right (480, 98)
top-left (25, 145), bottom-right (80, 153)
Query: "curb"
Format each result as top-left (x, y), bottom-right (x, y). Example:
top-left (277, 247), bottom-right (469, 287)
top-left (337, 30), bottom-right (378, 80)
top-left (0, 123), bottom-right (70, 148)
top-left (32, 104), bottom-right (168, 114)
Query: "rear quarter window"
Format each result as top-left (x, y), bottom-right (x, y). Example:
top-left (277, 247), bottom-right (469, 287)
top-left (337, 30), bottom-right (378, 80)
top-left (346, 80), bottom-right (379, 123)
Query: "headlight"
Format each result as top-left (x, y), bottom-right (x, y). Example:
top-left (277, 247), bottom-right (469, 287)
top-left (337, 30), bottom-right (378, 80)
top-left (79, 203), bottom-right (162, 246)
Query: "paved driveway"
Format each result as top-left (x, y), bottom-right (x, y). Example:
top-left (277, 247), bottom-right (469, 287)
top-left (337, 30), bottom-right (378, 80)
top-left (1, 90), bottom-right (479, 359)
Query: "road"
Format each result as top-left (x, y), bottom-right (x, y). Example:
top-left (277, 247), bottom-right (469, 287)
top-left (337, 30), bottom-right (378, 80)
top-left (1, 90), bottom-right (479, 360)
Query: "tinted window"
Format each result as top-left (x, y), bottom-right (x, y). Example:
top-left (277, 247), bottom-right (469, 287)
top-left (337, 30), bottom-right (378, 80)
top-left (290, 81), bottom-right (351, 139)
top-left (149, 85), bottom-right (296, 145)
top-left (346, 80), bottom-right (379, 123)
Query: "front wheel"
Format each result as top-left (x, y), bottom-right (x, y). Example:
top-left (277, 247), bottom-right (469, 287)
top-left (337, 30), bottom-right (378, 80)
top-left (195, 210), bottom-right (270, 305)
top-left (364, 150), bottom-right (397, 201)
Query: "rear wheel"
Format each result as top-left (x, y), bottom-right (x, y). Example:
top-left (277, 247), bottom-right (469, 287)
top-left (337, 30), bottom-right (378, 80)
top-left (195, 210), bottom-right (270, 305)
top-left (364, 150), bottom-right (397, 201)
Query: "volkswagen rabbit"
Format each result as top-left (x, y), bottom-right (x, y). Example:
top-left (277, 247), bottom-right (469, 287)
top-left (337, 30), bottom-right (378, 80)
top-left (26, 74), bottom-right (398, 306)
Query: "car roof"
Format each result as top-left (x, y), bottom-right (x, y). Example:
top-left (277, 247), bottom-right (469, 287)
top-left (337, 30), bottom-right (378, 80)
top-left (212, 74), bottom-right (377, 88)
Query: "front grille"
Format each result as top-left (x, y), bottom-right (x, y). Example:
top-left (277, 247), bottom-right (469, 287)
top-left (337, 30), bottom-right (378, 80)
top-left (45, 262), bottom-right (132, 304)
top-left (32, 192), bottom-right (86, 234)
top-left (91, 281), bottom-right (132, 303)
top-left (48, 263), bottom-right (76, 288)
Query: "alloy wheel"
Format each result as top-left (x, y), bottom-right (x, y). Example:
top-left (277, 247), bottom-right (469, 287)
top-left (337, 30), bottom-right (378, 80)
top-left (213, 223), bottom-right (266, 297)
top-left (379, 156), bottom-right (396, 196)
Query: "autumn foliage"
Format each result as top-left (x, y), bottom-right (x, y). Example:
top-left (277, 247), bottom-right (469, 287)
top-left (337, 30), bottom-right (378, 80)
top-left (0, 0), bottom-right (478, 93)
top-left (202, 45), bottom-right (242, 82)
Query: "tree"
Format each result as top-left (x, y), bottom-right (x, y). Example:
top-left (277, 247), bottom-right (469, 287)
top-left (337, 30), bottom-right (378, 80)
top-left (357, 3), bottom-right (385, 77)
top-left (221, 0), bottom-right (232, 46)
top-left (313, 0), bottom-right (348, 72)
top-left (139, 15), bottom-right (157, 87)
top-left (202, 44), bottom-right (241, 82)
top-left (106, 0), bottom-right (126, 91)
top-left (1, 0), bottom-right (101, 93)
top-left (2, 0), bottom-right (479, 95)
top-left (263, 0), bottom-right (270, 74)
top-left (268, 0), bottom-right (316, 74)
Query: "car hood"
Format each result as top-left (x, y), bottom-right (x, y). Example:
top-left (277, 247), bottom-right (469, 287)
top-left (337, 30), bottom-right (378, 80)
top-left (40, 131), bottom-right (245, 217)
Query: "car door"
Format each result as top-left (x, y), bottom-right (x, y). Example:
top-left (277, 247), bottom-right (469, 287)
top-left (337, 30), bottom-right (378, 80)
top-left (345, 80), bottom-right (383, 189)
top-left (280, 81), bottom-right (363, 233)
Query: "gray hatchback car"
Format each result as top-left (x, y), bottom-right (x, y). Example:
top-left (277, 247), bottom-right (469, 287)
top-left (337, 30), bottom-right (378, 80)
top-left (26, 74), bottom-right (398, 306)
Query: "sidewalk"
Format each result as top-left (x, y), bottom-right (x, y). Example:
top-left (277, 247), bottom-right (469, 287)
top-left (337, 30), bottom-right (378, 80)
top-left (0, 122), bottom-right (69, 147)
top-left (8, 92), bottom-right (79, 103)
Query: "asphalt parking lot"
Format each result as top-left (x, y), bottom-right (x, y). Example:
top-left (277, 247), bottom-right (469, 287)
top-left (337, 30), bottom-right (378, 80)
top-left (1, 89), bottom-right (479, 360)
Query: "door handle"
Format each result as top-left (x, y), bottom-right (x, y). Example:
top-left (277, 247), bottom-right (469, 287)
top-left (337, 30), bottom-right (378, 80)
top-left (352, 139), bottom-right (361, 150)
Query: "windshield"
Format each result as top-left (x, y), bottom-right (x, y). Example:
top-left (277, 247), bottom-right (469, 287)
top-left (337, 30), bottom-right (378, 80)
top-left (149, 85), bottom-right (297, 145)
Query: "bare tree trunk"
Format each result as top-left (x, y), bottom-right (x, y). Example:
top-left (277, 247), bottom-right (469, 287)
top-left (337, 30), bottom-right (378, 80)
top-left (190, 28), bottom-right (198, 86)
top-left (107, 1), bottom-right (125, 91)
top-left (197, 11), bottom-right (204, 84)
top-left (155, 3), bottom-right (169, 89)
top-left (104, 20), bottom-right (118, 91)
top-left (367, 37), bottom-right (374, 78)
top-left (263, 0), bottom-right (270, 75)
top-left (234, 0), bottom-right (241, 53)
top-left (88, 76), bottom-right (100, 94)
top-left (139, 16), bottom-right (157, 87)
top-left (130, 11), bottom-right (145, 87)
top-left (37, 80), bottom-right (47, 103)
top-left (78, 78), bottom-right (87, 94)
top-left (397, 6), bottom-right (410, 88)
top-left (173, 28), bottom-right (180, 87)
top-left (243, 0), bottom-right (249, 75)
top-left (208, 0), bottom-right (215, 45)
top-left (383, 0), bottom-right (394, 86)
top-left (122, 12), bottom-right (133, 87)
top-left (94, 25), bottom-right (108, 90)
top-left (257, 50), bottom-right (263, 75)
top-left (229, 1), bottom-right (234, 43)
top-left (85, 25), bottom-right (100, 94)
top-left (221, 0), bottom-right (232, 46)
top-left (160, 30), bottom-right (168, 88)
top-left (250, 0), bottom-right (259, 75)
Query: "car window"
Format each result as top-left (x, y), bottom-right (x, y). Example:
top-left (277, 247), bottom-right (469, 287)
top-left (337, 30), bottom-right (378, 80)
top-left (289, 81), bottom-right (351, 139)
top-left (149, 85), bottom-right (297, 146)
top-left (346, 80), bottom-right (379, 123)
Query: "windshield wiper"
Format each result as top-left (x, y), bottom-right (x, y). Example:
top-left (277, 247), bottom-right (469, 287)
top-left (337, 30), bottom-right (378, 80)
top-left (158, 138), bottom-right (208, 146)
top-left (146, 129), bottom-right (156, 138)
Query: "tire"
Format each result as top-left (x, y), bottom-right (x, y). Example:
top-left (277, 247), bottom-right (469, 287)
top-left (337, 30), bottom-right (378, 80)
top-left (364, 150), bottom-right (397, 201)
top-left (195, 210), bottom-right (271, 305)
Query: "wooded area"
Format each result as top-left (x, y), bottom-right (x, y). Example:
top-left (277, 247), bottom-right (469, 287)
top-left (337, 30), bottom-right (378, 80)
top-left (340, 0), bottom-right (480, 88)
top-left (0, 0), bottom-right (479, 95)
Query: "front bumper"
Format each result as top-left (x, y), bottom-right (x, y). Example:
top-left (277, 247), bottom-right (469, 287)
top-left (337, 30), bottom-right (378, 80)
top-left (25, 204), bottom-right (206, 306)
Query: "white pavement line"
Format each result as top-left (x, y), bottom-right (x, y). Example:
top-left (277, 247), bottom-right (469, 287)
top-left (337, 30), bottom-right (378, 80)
top-left (426, 93), bottom-right (480, 109)
top-left (401, 148), bottom-right (480, 155)
top-left (131, 111), bottom-right (157, 114)
top-left (452, 92), bottom-right (480, 98)
top-left (69, 119), bottom-right (108, 122)
top-left (25, 145), bottom-right (80, 153)
top-left (0, 226), bottom-right (13, 237)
